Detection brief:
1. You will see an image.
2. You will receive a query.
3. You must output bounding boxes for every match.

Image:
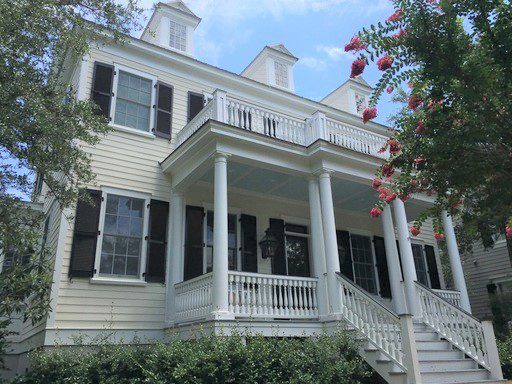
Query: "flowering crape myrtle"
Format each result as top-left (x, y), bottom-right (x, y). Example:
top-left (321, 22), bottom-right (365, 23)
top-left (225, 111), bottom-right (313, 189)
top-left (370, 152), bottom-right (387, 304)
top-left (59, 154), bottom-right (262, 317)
top-left (344, 0), bottom-right (512, 244)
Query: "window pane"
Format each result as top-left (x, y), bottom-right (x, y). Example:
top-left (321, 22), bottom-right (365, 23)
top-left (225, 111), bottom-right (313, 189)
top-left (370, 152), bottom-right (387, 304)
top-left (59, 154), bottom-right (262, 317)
top-left (350, 234), bottom-right (377, 294)
top-left (114, 71), bottom-right (152, 132)
top-left (412, 244), bottom-right (429, 286)
top-left (285, 235), bottom-right (310, 277)
top-left (99, 194), bottom-right (145, 278)
top-left (169, 21), bottom-right (187, 51)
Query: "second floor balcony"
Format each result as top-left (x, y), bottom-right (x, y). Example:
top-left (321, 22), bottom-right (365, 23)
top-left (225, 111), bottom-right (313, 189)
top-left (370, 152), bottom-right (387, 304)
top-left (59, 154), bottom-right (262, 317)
top-left (174, 90), bottom-right (390, 160)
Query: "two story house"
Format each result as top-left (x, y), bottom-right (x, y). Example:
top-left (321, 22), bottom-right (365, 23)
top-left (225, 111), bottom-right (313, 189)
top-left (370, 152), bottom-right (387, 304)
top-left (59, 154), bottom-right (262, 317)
top-left (2, 2), bottom-right (505, 383)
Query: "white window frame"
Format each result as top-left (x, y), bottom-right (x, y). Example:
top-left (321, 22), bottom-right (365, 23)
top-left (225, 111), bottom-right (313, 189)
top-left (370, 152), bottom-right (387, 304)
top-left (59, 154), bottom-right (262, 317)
top-left (411, 241), bottom-right (431, 288)
top-left (274, 60), bottom-right (289, 89)
top-left (354, 92), bottom-right (367, 114)
top-left (92, 187), bottom-right (151, 284)
top-left (202, 203), bottom-right (242, 274)
top-left (169, 20), bottom-right (187, 52)
top-left (283, 217), bottom-right (311, 277)
top-left (347, 228), bottom-right (380, 296)
top-left (109, 64), bottom-right (157, 137)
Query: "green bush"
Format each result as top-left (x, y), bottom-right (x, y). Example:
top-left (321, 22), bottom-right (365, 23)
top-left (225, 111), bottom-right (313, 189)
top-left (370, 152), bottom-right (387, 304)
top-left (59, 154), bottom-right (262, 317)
top-left (498, 331), bottom-right (512, 379)
top-left (11, 331), bottom-right (373, 384)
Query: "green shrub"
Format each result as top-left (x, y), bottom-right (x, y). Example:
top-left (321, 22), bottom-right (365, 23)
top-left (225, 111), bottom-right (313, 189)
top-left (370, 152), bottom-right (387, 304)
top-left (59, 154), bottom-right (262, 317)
top-left (498, 331), bottom-right (512, 379)
top-left (11, 331), bottom-right (373, 384)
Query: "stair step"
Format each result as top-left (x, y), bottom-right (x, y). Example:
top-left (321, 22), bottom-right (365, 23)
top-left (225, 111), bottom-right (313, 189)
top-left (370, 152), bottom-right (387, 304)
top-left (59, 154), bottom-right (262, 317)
top-left (419, 359), bottom-right (477, 372)
top-left (418, 349), bottom-right (465, 360)
top-left (416, 340), bottom-right (453, 350)
top-left (414, 331), bottom-right (440, 341)
top-left (422, 369), bottom-right (490, 384)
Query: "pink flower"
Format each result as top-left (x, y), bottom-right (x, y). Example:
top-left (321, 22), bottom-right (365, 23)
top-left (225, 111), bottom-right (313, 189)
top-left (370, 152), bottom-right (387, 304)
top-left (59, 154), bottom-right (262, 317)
top-left (385, 193), bottom-right (397, 203)
top-left (386, 85), bottom-right (394, 94)
top-left (506, 226), bottom-right (512, 239)
top-left (408, 95), bottom-right (422, 110)
top-left (362, 107), bottom-right (377, 123)
top-left (388, 139), bottom-right (401, 154)
top-left (400, 194), bottom-right (410, 202)
top-left (381, 163), bottom-right (395, 177)
top-left (388, 9), bottom-right (403, 22)
top-left (410, 226), bottom-right (421, 236)
top-left (377, 55), bottom-right (394, 71)
top-left (393, 29), bottom-right (408, 38)
top-left (344, 36), bottom-right (365, 52)
top-left (372, 178), bottom-right (382, 190)
top-left (434, 232), bottom-right (444, 240)
top-left (414, 157), bottom-right (427, 164)
top-left (370, 207), bottom-right (382, 218)
top-left (415, 120), bottom-right (428, 134)
top-left (350, 59), bottom-right (366, 78)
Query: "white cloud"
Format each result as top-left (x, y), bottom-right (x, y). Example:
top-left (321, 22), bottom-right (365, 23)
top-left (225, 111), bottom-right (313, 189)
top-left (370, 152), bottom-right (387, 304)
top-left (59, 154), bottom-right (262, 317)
top-left (297, 57), bottom-right (328, 71)
top-left (315, 45), bottom-right (356, 62)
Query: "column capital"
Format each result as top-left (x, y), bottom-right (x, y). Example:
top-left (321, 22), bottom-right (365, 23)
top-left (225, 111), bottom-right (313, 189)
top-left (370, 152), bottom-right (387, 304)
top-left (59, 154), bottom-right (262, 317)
top-left (170, 188), bottom-right (185, 197)
top-left (213, 151), bottom-right (230, 162)
top-left (314, 168), bottom-right (335, 178)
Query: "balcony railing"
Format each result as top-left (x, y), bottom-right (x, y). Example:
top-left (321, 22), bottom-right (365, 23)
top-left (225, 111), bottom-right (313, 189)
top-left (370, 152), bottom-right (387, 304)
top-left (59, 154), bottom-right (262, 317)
top-left (174, 271), bottom-right (319, 323)
top-left (432, 288), bottom-right (462, 307)
top-left (174, 90), bottom-right (389, 159)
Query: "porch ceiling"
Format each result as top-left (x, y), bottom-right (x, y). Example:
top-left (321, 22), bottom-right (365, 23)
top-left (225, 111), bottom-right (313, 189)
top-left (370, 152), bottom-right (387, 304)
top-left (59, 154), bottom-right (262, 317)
top-left (198, 161), bottom-right (430, 220)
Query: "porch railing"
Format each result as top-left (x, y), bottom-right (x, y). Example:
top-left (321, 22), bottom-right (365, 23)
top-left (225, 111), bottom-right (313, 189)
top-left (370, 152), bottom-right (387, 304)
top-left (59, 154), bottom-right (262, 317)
top-left (174, 89), bottom-right (389, 159)
top-left (416, 282), bottom-right (491, 370)
top-left (336, 272), bottom-right (405, 369)
top-left (228, 271), bottom-right (318, 319)
top-left (432, 288), bottom-right (462, 307)
top-left (175, 272), bottom-right (213, 323)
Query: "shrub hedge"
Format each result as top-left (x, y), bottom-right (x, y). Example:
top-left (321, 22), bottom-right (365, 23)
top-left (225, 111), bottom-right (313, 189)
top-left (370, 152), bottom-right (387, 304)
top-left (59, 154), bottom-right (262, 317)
top-left (11, 332), bottom-right (374, 384)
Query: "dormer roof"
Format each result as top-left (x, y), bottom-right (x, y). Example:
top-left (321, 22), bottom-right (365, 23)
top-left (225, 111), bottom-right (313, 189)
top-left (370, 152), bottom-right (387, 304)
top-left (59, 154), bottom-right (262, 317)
top-left (268, 44), bottom-right (298, 60)
top-left (162, 1), bottom-right (201, 22)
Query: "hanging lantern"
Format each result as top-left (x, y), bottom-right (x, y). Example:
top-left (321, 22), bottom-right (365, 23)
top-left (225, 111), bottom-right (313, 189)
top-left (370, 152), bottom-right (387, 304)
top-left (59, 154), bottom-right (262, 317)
top-left (259, 228), bottom-right (278, 259)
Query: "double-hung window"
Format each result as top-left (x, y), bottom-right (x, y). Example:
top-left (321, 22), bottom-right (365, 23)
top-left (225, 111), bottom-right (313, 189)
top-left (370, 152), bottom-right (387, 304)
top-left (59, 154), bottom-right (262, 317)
top-left (412, 243), bottom-right (430, 286)
top-left (169, 20), bottom-right (187, 52)
top-left (205, 211), bottom-right (239, 273)
top-left (96, 189), bottom-right (150, 279)
top-left (284, 223), bottom-right (310, 277)
top-left (114, 71), bottom-right (153, 132)
top-left (350, 234), bottom-right (378, 294)
top-left (274, 61), bottom-right (289, 88)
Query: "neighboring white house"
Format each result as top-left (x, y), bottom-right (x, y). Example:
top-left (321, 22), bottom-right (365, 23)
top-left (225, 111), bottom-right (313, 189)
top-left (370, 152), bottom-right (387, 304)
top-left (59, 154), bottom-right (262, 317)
top-left (1, 2), bottom-right (506, 383)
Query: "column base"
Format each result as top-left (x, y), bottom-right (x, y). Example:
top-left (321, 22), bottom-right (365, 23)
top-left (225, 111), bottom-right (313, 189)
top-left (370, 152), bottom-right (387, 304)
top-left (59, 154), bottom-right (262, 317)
top-left (319, 313), bottom-right (344, 323)
top-left (210, 310), bottom-right (235, 321)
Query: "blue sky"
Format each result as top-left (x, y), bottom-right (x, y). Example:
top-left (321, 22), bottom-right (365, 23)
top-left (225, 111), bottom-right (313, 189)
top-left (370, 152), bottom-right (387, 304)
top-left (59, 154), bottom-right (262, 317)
top-left (137, 0), bottom-right (400, 125)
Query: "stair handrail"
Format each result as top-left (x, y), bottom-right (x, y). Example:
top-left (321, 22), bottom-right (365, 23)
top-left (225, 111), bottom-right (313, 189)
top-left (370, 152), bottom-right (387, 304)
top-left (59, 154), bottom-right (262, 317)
top-left (415, 281), bottom-right (490, 369)
top-left (336, 272), bottom-right (405, 370)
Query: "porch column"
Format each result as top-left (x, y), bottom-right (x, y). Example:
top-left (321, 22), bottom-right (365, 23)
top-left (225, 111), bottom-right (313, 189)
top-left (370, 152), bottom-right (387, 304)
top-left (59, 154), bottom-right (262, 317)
top-left (381, 204), bottom-right (407, 314)
top-left (212, 152), bottom-right (231, 318)
top-left (442, 210), bottom-right (471, 312)
top-left (317, 170), bottom-right (342, 315)
top-left (308, 177), bottom-right (329, 318)
top-left (165, 189), bottom-right (184, 326)
top-left (392, 199), bottom-right (420, 316)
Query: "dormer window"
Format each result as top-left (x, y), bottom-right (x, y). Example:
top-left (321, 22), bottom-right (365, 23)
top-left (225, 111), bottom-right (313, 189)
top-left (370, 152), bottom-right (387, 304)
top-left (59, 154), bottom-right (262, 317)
top-left (355, 93), bottom-right (367, 114)
top-left (274, 61), bottom-right (289, 88)
top-left (169, 20), bottom-right (187, 52)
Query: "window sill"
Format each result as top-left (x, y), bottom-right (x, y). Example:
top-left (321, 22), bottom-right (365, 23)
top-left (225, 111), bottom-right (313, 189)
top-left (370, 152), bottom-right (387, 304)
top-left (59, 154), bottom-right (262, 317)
top-left (110, 124), bottom-right (156, 139)
top-left (90, 277), bottom-right (148, 287)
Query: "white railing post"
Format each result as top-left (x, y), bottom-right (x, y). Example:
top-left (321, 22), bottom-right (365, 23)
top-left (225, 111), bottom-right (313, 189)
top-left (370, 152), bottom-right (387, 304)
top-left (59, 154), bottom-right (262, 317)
top-left (442, 210), bottom-right (471, 313)
top-left (400, 314), bottom-right (423, 384)
top-left (212, 89), bottom-right (228, 123)
top-left (309, 111), bottom-right (327, 145)
top-left (482, 321), bottom-right (504, 380)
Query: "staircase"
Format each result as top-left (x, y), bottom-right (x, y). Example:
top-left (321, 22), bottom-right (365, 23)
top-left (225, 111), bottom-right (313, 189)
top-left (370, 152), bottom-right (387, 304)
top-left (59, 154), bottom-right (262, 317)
top-left (336, 273), bottom-right (505, 384)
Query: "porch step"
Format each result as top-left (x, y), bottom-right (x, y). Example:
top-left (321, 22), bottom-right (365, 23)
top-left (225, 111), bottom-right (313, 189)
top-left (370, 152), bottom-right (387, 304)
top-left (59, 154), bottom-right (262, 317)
top-left (414, 330), bottom-right (440, 341)
top-left (416, 340), bottom-right (453, 350)
top-left (421, 369), bottom-right (491, 383)
top-left (419, 359), bottom-right (477, 372)
top-left (417, 349), bottom-right (465, 360)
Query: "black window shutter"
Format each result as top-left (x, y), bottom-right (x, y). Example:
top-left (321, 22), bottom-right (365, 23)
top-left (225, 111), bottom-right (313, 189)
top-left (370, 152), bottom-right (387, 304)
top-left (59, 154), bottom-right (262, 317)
top-left (337, 230), bottom-right (354, 280)
top-left (270, 218), bottom-right (286, 275)
top-left (374, 236), bottom-right (392, 298)
top-left (91, 62), bottom-right (114, 119)
top-left (69, 189), bottom-right (102, 278)
top-left (145, 199), bottom-right (169, 283)
top-left (187, 92), bottom-right (204, 122)
top-left (241, 214), bottom-right (258, 273)
top-left (184, 205), bottom-right (204, 280)
top-left (154, 82), bottom-right (173, 139)
top-left (425, 244), bottom-right (441, 289)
